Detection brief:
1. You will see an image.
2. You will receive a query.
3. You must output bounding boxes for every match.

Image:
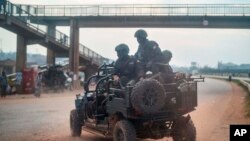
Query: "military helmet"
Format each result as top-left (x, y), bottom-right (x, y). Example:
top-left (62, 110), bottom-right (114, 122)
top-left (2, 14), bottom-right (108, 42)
top-left (115, 43), bottom-right (129, 54)
top-left (134, 29), bottom-right (148, 38)
top-left (162, 50), bottom-right (172, 58)
top-left (162, 50), bottom-right (172, 63)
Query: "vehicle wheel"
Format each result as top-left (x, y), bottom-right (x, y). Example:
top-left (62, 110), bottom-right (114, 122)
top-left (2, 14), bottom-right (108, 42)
top-left (70, 109), bottom-right (82, 137)
top-left (113, 120), bottom-right (136, 141)
top-left (172, 116), bottom-right (196, 141)
top-left (131, 79), bottom-right (166, 114)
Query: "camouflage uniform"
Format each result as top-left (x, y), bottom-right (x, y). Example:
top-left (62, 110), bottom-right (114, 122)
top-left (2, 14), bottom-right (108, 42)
top-left (114, 55), bottom-right (143, 81)
top-left (157, 50), bottom-right (175, 83)
top-left (114, 44), bottom-right (144, 86)
top-left (134, 29), bottom-right (162, 73)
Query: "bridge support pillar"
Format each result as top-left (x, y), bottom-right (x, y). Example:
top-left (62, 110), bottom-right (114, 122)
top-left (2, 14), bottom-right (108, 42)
top-left (47, 49), bottom-right (55, 65)
top-left (47, 24), bottom-right (56, 65)
top-left (69, 19), bottom-right (80, 89)
top-left (16, 35), bottom-right (27, 94)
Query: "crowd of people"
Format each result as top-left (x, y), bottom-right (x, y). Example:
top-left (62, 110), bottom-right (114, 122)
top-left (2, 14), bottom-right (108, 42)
top-left (42, 65), bottom-right (66, 90)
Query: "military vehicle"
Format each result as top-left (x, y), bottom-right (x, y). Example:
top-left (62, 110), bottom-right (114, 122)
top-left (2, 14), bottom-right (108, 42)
top-left (70, 63), bottom-right (204, 141)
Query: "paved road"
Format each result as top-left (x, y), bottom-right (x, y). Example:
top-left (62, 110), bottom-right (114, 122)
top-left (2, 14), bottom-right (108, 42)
top-left (0, 78), bottom-right (249, 141)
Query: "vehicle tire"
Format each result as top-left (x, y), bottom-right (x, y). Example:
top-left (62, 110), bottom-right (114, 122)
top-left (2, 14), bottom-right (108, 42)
top-left (113, 120), bottom-right (136, 141)
top-left (172, 116), bottom-right (196, 141)
top-left (131, 79), bottom-right (166, 114)
top-left (70, 109), bottom-right (82, 137)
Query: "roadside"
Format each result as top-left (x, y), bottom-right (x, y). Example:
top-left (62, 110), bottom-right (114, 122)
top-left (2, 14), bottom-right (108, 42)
top-left (191, 78), bottom-right (250, 141)
top-left (205, 75), bottom-right (250, 117)
top-left (0, 89), bottom-right (83, 141)
top-left (0, 89), bottom-right (84, 100)
top-left (231, 79), bottom-right (250, 117)
top-left (208, 81), bottom-right (250, 141)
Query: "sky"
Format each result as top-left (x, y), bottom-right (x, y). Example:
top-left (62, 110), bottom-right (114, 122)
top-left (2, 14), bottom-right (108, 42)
top-left (0, 0), bottom-right (250, 67)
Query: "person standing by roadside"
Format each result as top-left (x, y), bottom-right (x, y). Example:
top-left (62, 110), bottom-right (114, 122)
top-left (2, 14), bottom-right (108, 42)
top-left (7, 77), bottom-right (14, 95)
top-left (0, 71), bottom-right (8, 98)
top-left (0, 0), bottom-right (7, 14)
top-left (34, 72), bottom-right (43, 97)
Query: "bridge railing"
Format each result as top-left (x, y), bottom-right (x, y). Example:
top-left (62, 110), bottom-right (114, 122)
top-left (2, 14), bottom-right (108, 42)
top-left (1, 1), bottom-right (108, 66)
top-left (79, 44), bottom-right (108, 65)
top-left (18, 4), bottom-right (250, 16)
top-left (3, 1), bottom-right (71, 46)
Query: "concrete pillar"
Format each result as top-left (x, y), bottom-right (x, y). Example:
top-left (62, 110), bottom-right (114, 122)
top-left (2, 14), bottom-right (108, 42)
top-left (69, 19), bottom-right (80, 89)
top-left (47, 49), bottom-right (55, 65)
top-left (16, 35), bottom-right (27, 72)
top-left (16, 35), bottom-right (27, 94)
top-left (46, 24), bottom-right (56, 65)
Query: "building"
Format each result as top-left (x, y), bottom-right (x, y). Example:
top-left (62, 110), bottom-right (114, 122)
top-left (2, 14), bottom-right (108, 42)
top-left (0, 59), bottom-right (16, 74)
top-left (239, 64), bottom-right (250, 70)
top-left (0, 59), bottom-right (40, 75)
top-left (218, 61), bottom-right (250, 71)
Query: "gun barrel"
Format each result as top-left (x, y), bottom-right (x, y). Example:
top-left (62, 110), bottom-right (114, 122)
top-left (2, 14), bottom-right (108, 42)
top-left (192, 77), bottom-right (205, 82)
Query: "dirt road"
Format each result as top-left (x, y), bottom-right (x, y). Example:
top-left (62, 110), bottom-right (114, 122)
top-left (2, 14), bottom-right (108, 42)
top-left (191, 78), bottom-right (250, 141)
top-left (0, 78), bottom-right (249, 141)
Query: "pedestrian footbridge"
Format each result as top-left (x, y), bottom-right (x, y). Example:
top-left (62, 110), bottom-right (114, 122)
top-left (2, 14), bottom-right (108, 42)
top-left (1, 1), bottom-right (250, 92)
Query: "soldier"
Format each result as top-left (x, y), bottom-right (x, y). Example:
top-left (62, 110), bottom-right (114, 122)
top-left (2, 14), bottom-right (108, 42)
top-left (86, 44), bottom-right (144, 113)
top-left (114, 43), bottom-right (144, 86)
top-left (134, 29), bottom-right (162, 73)
top-left (159, 50), bottom-right (175, 83)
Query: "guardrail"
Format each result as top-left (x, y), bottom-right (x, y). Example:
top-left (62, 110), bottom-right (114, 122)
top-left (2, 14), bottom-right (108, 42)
top-left (13, 4), bottom-right (250, 17)
top-left (239, 80), bottom-right (250, 92)
top-left (204, 75), bottom-right (250, 93)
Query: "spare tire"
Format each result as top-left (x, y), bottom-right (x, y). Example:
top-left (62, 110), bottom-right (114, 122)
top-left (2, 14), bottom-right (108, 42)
top-left (131, 79), bottom-right (166, 114)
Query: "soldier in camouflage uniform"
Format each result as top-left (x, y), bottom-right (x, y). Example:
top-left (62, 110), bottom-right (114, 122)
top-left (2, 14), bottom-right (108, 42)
top-left (114, 44), bottom-right (144, 86)
top-left (134, 29), bottom-right (163, 74)
top-left (85, 44), bottom-right (144, 115)
top-left (158, 50), bottom-right (175, 83)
